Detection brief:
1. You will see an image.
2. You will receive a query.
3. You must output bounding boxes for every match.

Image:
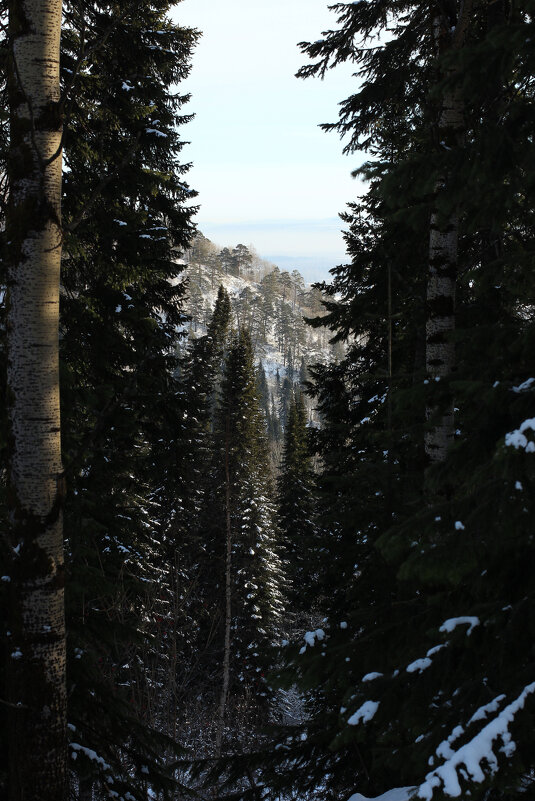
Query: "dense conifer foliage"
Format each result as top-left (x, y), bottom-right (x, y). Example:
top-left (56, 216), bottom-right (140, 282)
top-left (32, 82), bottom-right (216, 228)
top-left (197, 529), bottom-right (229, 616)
top-left (260, 2), bottom-right (535, 801)
top-left (212, 330), bottom-right (284, 724)
top-left (3, 0), bottom-right (535, 798)
top-left (1, 0), bottom-right (199, 796)
top-left (60, 1), bottom-right (199, 794)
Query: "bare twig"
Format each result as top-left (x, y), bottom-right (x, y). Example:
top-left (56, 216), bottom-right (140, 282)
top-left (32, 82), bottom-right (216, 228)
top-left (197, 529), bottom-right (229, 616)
top-left (0, 697), bottom-right (28, 710)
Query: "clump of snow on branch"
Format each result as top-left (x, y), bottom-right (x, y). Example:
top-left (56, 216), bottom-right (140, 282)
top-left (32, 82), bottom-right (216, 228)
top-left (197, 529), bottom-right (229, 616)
top-left (405, 643), bottom-right (446, 674)
top-left (406, 657), bottom-right (432, 674)
top-left (348, 700), bottom-right (379, 725)
top-left (512, 377), bottom-right (535, 393)
top-left (504, 419), bottom-right (535, 452)
top-left (348, 786), bottom-right (416, 801)
top-left (299, 628), bottom-right (325, 654)
top-left (362, 672), bottom-right (383, 682)
top-left (69, 743), bottom-right (111, 770)
top-left (468, 695), bottom-right (506, 724)
top-left (434, 725), bottom-right (465, 761)
top-left (418, 683), bottom-right (535, 800)
top-left (345, 685), bottom-right (535, 801)
top-left (439, 616), bottom-right (480, 636)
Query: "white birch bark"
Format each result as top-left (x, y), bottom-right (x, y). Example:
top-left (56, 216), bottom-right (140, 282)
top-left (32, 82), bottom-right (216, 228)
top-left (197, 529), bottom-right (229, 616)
top-left (6, 0), bottom-right (66, 798)
top-left (425, 192), bottom-right (459, 464)
top-left (425, 5), bottom-right (469, 467)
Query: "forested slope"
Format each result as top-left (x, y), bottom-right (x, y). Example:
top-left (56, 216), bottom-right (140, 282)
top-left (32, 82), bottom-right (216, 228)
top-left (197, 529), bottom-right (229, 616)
top-left (181, 233), bottom-right (344, 440)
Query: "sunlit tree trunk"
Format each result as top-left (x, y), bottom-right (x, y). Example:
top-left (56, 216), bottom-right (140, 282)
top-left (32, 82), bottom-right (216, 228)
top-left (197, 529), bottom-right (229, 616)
top-left (6, 0), bottom-right (66, 798)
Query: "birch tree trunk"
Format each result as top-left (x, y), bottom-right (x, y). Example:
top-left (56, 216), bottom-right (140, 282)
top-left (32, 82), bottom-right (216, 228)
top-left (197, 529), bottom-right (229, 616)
top-left (425, 3), bottom-right (471, 467)
top-left (6, 0), bottom-right (66, 798)
top-left (425, 172), bottom-right (460, 464)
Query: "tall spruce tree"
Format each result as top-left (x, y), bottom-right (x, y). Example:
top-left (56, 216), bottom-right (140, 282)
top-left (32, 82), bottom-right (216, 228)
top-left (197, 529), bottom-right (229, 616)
top-left (278, 391), bottom-right (317, 607)
top-left (170, 286), bottom-right (233, 727)
top-left (210, 328), bottom-right (284, 751)
top-left (278, 375), bottom-right (293, 432)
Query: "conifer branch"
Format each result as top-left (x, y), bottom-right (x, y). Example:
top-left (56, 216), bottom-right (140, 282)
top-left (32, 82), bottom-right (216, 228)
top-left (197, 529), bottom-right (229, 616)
top-left (59, 2), bottom-right (139, 111)
top-left (64, 130), bottom-right (142, 232)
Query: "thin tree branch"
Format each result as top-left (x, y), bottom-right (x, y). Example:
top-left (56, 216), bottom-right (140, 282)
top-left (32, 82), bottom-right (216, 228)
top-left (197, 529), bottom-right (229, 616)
top-left (0, 697), bottom-right (29, 710)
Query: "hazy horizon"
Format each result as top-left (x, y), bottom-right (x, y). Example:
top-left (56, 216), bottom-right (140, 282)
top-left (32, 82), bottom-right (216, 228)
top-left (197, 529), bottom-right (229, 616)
top-left (196, 216), bottom-right (349, 283)
top-left (173, 0), bottom-right (363, 283)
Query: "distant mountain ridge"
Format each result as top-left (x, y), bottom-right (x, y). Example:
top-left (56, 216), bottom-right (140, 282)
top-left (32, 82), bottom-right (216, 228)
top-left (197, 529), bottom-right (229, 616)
top-left (180, 233), bottom-right (344, 435)
top-left (182, 233), bottom-right (342, 377)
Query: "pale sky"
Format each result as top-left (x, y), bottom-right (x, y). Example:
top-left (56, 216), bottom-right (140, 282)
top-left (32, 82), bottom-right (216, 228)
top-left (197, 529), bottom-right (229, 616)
top-left (171, 0), bottom-right (364, 282)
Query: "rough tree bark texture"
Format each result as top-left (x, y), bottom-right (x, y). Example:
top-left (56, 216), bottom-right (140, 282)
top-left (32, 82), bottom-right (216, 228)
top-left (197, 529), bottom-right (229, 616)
top-left (6, 0), bottom-right (66, 798)
top-left (425, 1), bottom-right (472, 466)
